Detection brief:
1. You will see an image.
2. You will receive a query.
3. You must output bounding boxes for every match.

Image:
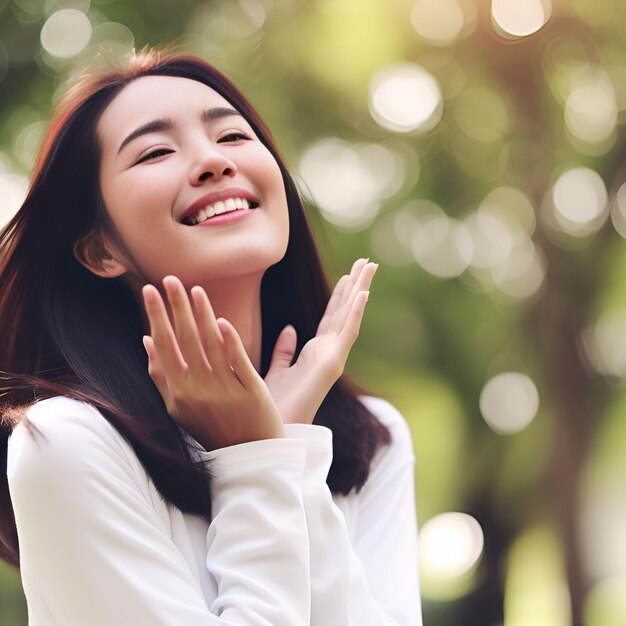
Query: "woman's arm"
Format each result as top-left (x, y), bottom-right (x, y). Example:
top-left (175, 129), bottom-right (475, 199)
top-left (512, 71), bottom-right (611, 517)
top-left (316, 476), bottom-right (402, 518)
top-left (284, 397), bottom-right (422, 626)
top-left (263, 260), bottom-right (421, 622)
top-left (7, 397), bottom-right (311, 626)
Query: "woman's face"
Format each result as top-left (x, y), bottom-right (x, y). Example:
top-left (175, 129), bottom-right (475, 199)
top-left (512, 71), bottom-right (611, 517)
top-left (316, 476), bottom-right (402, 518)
top-left (96, 75), bottom-right (290, 288)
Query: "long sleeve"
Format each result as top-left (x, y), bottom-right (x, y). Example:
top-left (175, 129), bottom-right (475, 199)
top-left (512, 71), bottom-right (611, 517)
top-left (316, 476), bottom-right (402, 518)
top-left (7, 397), bottom-right (311, 626)
top-left (284, 396), bottom-right (422, 626)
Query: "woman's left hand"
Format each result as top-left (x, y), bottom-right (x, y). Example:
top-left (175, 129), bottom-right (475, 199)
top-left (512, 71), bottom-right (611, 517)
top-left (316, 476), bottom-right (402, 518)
top-left (264, 258), bottom-right (378, 425)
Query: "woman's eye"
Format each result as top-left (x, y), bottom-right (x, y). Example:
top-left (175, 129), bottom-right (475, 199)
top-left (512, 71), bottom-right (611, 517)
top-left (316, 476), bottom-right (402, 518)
top-left (135, 148), bottom-right (173, 164)
top-left (218, 132), bottom-right (250, 143)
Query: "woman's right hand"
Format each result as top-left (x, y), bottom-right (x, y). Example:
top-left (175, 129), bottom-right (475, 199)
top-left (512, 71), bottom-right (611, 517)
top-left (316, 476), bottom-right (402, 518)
top-left (141, 276), bottom-right (283, 451)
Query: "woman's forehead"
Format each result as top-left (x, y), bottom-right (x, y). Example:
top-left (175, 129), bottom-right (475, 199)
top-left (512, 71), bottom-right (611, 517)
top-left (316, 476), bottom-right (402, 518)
top-left (96, 76), bottom-right (235, 145)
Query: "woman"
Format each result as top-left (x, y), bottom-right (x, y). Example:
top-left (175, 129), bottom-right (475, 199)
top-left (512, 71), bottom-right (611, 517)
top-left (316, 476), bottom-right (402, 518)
top-left (0, 49), bottom-right (422, 625)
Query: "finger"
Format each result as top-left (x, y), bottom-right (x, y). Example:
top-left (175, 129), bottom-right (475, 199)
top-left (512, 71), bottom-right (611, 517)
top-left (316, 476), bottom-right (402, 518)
top-left (162, 276), bottom-right (210, 373)
top-left (318, 258), bottom-right (367, 335)
top-left (337, 290), bottom-right (369, 351)
top-left (349, 257), bottom-right (369, 281)
top-left (190, 286), bottom-right (232, 381)
top-left (317, 275), bottom-right (350, 335)
top-left (267, 325), bottom-right (297, 373)
top-left (142, 335), bottom-right (170, 399)
top-left (333, 262), bottom-right (378, 330)
top-left (355, 261), bottom-right (378, 293)
top-left (217, 318), bottom-right (262, 390)
top-left (142, 284), bottom-right (188, 383)
top-left (333, 258), bottom-right (369, 317)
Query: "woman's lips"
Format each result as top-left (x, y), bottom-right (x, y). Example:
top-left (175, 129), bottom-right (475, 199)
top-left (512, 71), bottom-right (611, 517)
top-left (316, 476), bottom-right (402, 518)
top-left (192, 207), bottom-right (256, 226)
top-left (180, 187), bottom-right (259, 224)
top-left (184, 197), bottom-right (259, 225)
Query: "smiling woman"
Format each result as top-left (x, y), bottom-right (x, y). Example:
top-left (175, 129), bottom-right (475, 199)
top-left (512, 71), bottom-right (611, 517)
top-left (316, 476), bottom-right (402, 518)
top-left (0, 49), bottom-right (422, 625)
top-left (91, 75), bottom-right (290, 295)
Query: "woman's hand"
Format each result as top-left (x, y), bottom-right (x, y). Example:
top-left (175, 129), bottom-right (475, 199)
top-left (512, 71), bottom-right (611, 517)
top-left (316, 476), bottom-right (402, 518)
top-left (264, 258), bottom-right (377, 425)
top-left (142, 276), bottom-right (283, 450)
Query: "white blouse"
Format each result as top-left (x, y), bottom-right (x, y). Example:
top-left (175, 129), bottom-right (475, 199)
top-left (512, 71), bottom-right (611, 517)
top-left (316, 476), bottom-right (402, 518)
top-left (7, 394), bottom-right (422, 625)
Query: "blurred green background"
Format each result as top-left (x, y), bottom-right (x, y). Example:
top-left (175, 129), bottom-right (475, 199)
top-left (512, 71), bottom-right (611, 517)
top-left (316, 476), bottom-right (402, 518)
top-left (2, 0), bottom-right (626, 625)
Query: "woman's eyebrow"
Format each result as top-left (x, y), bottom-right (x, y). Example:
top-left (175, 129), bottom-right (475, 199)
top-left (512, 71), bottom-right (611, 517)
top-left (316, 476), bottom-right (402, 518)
top-left (117, 107), bottom-right (242, 155)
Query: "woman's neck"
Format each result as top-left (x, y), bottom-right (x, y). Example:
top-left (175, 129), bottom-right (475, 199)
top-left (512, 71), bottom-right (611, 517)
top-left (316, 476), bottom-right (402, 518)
top-left (203, 274), bottom-right (263, 372)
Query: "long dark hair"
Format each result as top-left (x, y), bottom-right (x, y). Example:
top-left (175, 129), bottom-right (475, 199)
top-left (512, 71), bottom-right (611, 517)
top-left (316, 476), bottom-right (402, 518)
top-left (0, 50), bottom-right (390, 567)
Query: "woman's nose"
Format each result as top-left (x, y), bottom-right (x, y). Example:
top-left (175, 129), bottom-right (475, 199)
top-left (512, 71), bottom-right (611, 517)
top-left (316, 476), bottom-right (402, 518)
top-left (189, 144), bottom-right (237, 185)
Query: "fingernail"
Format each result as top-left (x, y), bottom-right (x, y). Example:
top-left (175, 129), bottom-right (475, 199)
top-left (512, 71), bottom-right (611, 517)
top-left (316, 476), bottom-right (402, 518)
top-left (365, 290), bottom-right (370, 301)
top-left (142, 285), bottom-right (156, 303)
top-left (142, 335), bottom-right (150, 354)
top-left (216, 318), bottom-right (228, 332)
top-left (162, 275), bottom-right (180, 292)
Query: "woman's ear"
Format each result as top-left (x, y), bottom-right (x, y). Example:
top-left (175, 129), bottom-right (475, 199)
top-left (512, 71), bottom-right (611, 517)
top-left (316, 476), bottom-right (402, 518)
top-left (73, 229), bottom-right (129, 278)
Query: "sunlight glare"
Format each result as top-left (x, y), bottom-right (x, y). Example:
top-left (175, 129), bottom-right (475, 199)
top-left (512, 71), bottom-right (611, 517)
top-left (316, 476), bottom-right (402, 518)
top-left (551, 168), bottom-right (608, 237)
top-left (411, 0), bottom-right (465, 46)
top-left (480, 372), bottom-right (539, 434)
top-left (420, 512), bottom-right (484, 579)
top-left (40, 9), bottom-right (92, 58)
top-left (492, 0), bottom-right (551, 38)
top-left (369, 64), bottom-right (443, 133)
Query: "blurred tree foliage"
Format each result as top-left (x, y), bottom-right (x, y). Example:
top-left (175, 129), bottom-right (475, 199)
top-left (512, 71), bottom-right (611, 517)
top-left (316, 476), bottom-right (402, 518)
top-left (2, 1), bottom-right (626, 625)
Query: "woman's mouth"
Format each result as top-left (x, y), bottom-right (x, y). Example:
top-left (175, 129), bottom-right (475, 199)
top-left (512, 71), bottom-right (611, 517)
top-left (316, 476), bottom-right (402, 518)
top-left (182, 197), bottom-right (259, 225)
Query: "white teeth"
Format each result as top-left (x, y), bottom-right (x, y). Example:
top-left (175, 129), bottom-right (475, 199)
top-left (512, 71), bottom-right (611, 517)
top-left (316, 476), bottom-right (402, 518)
top-left (186, 197), bottom-right (254, 224)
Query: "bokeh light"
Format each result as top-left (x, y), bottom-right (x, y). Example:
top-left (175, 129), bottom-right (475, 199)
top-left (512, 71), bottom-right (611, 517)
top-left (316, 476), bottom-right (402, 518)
top-left (490, 238), bottom-right (545, 299)
top-left (40, 9), bottom-right (92, 58)
top-left (420, 512), bottom-right (484, 580)
top-left (298, 138), bottom-right (405, 230)
top-left (463, 188), bottom-right (544, 299)
top-left (410, 202), bottom-right (473, 278)
top-left (564, 65), bottom-right (618, 153)
top-left (89, 22), bottom-right (135, 58)
top-left (411, 0), bottom-right (465, 47)
top-left (480, 186), bottom-right (536, 235)
top-left (479, 372), bottom-right (540, 435)
top-left (369, 63), bottom-right (443, 133)
top-left (565, 82), bottom-right (617, 145)
top-left (465, 209), bottom-right (513, 271)
top-left (582, 311), bottom-right (626, 379)
top-left (491, 0), bottom-right (551, 38)
top-left (548, 167), bottom-right (608, 237)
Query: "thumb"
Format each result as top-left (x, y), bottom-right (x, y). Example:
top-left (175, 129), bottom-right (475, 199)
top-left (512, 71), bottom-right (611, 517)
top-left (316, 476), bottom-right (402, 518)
top-left (267, 325), bottom-right (297, 373)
